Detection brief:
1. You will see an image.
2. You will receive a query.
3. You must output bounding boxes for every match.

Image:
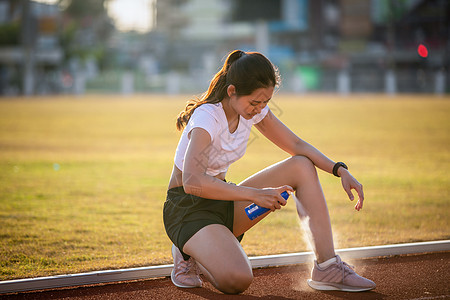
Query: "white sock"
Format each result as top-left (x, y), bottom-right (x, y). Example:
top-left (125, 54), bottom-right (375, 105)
top-left (318, 256), bottom-right (337, 269)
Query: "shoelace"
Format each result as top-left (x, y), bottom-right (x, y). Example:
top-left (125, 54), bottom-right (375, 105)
top-left (178, 258), bottom-right (200, 275)
top-left (189, 258), bottom-right (202, 276)
top-left (338, 260), bottom-right (356, 282)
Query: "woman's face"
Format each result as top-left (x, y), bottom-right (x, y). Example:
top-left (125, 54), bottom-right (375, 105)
top-left (228, 85), bottom-right (274, 120)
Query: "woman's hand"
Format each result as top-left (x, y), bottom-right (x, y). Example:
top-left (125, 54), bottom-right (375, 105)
top-left (253, 185), bottom-right (294, 211)
top-left (338, 168), bottom-right (364, 211)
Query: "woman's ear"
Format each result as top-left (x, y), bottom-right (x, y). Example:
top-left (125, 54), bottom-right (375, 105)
top-left (227, 84), bottom-right (236, 97)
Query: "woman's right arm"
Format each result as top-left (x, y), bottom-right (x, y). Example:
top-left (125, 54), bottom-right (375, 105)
top-left (182, 127), bottom-right (289, 210)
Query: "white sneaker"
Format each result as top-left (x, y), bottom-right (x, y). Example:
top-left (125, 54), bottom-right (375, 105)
top-left (307, 255), bottom-right (376, 292)
top-left (170, 244), bottom-right (202, 288)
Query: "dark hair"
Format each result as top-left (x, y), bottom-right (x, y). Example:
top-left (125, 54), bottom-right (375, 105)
top-left (176, 50), bottom-right (280, 130)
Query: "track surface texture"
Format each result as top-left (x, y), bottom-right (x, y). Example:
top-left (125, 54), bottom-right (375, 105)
top-left (2, 252), bottom-right (449, 300)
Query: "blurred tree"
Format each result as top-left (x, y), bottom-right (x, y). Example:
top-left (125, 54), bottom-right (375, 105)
top-left (58, 0), bottom-right (115, 69)
top-left (382, 0), bottom-right (410, 70)
top-left (0, 22), bottom-right (20, 46)
top-left (63, 0), bottom-right (107, 18)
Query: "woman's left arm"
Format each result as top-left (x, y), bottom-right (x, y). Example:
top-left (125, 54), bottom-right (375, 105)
top-left (255, 110), bottom-right (364, 210)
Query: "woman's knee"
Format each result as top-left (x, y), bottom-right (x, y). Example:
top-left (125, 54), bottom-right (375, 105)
top-left (216, 269), bottom-right (253, 294)
top-left (287, 155), bottom-right (316, 174)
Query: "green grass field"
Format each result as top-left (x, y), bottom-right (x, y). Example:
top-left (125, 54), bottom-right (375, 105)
top-left (0, 94), bottom-right (449, 280)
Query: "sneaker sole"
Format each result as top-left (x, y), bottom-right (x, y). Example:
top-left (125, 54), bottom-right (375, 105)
top-left (170, 268), bottom-right (201, 288)
top-left (307, 279), bottom-right (375, 292)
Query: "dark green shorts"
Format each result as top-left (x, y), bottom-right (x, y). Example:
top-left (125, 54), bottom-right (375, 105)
top-left (163, 186), bottom-right (244, 260)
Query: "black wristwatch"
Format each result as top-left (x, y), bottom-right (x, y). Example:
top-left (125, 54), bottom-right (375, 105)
top-left (333, 162), bottom-right (348, 177)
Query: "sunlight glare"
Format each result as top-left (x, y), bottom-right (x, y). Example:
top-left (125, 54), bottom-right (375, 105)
top-left (107, 0), bottom-right (154, 32)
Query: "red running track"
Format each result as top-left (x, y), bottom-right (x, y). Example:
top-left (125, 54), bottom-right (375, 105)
top-left (2, 252), bottom-right (449, 300)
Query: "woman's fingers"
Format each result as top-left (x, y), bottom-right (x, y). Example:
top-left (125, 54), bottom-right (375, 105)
top-left (355, 184), bottom-right (364, 211)
top-left (345, 187), bottom-right (355, 201)
top-left (348, 183), bottom-right (364, 211)
top-left (276, 185), bottom-right (293, 206)
top-left (260, 185), bottom-right (294, 210)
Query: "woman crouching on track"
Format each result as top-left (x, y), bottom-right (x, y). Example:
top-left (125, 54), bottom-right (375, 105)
top-left (163, 50), bottom-right (376, 294)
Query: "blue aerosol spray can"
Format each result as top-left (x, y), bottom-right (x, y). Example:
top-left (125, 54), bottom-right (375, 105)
top-left (245, 191), bottom-right (290, 220)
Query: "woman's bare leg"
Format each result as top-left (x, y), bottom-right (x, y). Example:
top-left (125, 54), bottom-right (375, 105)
top-left (234, 155), bottom-right (336, 263)
top-left (182, 155), bottom-right (336, 294)
top-left (182, 224), bottom-right (253, 294)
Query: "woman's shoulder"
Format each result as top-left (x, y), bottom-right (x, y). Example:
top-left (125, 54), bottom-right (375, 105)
top-left (193, 102), bottom-right (223, 119)
top-left (197, 102), bottom-right (221, 113)
top-left (188, 103), bottom-right (224, 138)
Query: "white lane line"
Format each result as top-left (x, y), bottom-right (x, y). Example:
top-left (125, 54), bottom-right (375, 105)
top-left (408, 295), bottom-right (450, 300)
top-left (1, 240), bottom-right (449, 294)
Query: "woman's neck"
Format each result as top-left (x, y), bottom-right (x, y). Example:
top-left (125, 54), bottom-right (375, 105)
top-left (221, 98), bottom-right (240, 133)
top-left (221, 98), bottom-right (236, 120)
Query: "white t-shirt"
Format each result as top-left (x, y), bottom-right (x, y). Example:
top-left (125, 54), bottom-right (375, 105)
top-left (174, 102), bottom-right (270, 176)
